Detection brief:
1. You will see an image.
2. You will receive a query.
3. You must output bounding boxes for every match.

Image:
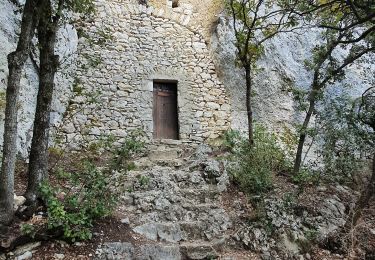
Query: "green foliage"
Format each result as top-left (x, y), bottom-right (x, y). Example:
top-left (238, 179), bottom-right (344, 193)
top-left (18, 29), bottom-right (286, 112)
top-left (291, 169), bottom-right (320, 186)
top-left (72, 78), bottom-right (84, 95)
top-left (229, 125), bottom-right (290, 196)
top-left (282, 192), bottom-right (297, 210)
top-left (250, 201), bottom-right (276, 235)
top-left (20, 223), bottom-right (36, 238)
top-left (39, 134), bottom-right (144, 242)
top-left (65, 0), bottom-right (95, 14)
top-left (111, 133), bottom-right (145, 171)
top-left (304, 228), bottom-right (318, 242)
top-left (82, 53), bottom-right (102, 68)
top-left (95, 28), bottom-right (114, 46)
top-left (137, 175), bottom-right (150, 187)
top-left (286, 86), bottom-right (310, 112)
top-left (317, 94), bottom-right (373, 183)
top-left (279, 125), bottom-right (298, 160)
top-left (222, 129), bottom-right (243, 152)
top-left (39, 162), bottom-right (118, 241)
top-left (298, 227), bottom-right (319, 253)
top-left (226, 0), bottom-right (297, 68)
top-left (0, 91), bottom-right (6, 110)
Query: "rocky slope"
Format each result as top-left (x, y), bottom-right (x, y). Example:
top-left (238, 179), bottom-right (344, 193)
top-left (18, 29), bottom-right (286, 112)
top-left (1, 142), bottom-right (370, 259)
top-left (93, 143), bottom-right (355, 260)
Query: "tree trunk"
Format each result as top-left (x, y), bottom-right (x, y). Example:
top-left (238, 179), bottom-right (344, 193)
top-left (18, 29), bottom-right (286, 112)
top-left (293, 89), bottom-right (317, 174)
top-left (245, 65), bottom-right (254, 146)
top-left (0, 0), bottom-right (39, 226)
top-left (25, 0), bottom-right (59, 205)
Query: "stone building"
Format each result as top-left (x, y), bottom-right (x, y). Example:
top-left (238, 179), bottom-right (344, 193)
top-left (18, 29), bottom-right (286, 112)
top-left (57, 0), bottom-right (232, 147)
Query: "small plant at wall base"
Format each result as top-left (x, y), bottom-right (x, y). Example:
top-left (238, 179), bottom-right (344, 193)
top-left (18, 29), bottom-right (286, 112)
top-left (110, 132), bottom-right (146, 172)
top-left (222, 129), bottom-right (244, 152)
top-left (228, 125), bottom-right (290, 198)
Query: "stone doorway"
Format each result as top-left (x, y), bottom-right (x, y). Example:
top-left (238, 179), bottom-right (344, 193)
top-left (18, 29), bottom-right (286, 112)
top-left (153, 82), bottom-right (179, 140)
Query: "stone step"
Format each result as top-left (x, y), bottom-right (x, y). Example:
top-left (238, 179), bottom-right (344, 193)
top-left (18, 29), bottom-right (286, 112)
top-left (180, 202), bottom-right (220, 211)
top-left (152, 158), bottom-right (186, 168)
top-left (132, 219), bottom-right (231, 243)
top-left (124, 170), bottom-right (216, 191)
top-left (180, 239), bottom-right (227, 260)
top-left (96, 239), bottom-right (236, 260)
top-left (96, 242), bottom-right (181, 260)
top-left (134, 200), bottom-right (220, 212)
top-left (127, 186), bottom-right (219, 203)
top-left (132, 222), bottom-right (184, 243)
top-left (179, 220), bottom-right (230, 241)
top-left (126, 207), bottom-right (230, 225)
top-left (148, 147), bottom-right (183, 161)
top-left (178, 187), bottom-right (220, 203)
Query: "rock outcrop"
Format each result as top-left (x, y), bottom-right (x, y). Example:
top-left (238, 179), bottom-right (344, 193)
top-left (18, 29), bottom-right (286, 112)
top-left (0, 0), bottom-right (77, 157)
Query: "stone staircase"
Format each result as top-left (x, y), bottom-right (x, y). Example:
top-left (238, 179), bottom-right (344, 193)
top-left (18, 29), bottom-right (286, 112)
top-left (95, 143), bottom-right (243, 259)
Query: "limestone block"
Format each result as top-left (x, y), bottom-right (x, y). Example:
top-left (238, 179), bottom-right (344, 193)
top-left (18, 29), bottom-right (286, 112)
top-left (206, 102), bottom-right (220, 110)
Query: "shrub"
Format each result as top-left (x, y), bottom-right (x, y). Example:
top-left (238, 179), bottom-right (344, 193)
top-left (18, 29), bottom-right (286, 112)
top-left (222, 129), bottom-right (244, 152)
top-left (110, 134), bottom-right (145, 171)
top-left (229, 125), bottom-right (289, 196)
top-left (38, 135), bottom-right (144, 242)
top-left (39, 162), bottom-right (120, 241)
top-left (292, 169), bottom-right (320, 186)
top-left (317, 95), bottom-right (372, 184)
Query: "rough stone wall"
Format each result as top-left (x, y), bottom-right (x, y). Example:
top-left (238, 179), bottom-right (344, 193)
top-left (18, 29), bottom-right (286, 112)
top-left (57, 0), bottom-right (231, 147)
top-left (149, 0), bottom-right (223, 40)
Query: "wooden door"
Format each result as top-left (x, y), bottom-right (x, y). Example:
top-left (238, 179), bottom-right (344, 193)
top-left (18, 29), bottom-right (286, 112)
top-left (153, 82), bottom-right (179, 139)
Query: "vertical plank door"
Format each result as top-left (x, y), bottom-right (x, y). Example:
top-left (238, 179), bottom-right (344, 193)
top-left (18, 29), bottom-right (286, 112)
top-left (153, 82), bottom-right (179, 139)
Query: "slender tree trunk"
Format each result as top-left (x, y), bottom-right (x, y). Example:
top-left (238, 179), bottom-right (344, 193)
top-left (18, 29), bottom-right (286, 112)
top-left (293, 88), bottom-right (318, 174)
top-left (0, 0), bottom-right (39, 226)
top-left (25, 0), bottom-right (59, 205)
top-left (245, 65), bottom-right (254, 146)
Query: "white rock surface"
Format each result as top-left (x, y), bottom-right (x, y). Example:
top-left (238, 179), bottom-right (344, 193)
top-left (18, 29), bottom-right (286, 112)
top-left (210, 15), bottom-right (375, 134)
top-left (13, 194), bottom-right (26, 210)
top-left (0, 0), bottom-right (77, 157)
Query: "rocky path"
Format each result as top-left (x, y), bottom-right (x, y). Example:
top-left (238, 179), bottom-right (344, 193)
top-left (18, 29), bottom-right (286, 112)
top-left (95, 143), bottom-right (255, 260)
top-left (1, 143), bottom-right (358, 259)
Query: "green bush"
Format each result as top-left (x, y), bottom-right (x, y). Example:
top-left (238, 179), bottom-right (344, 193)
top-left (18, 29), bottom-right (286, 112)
top-left (317, 95), bottom-right (372, 184)
top-left (229, 125), bottom-right (289, 196)
top-left (292, 169), bottom-right (320, 186)
top-left (111, 134), bottom-right (145, 171)
top-left (40, 162), bottom-right (120, 241)
top-left (39, 135), bottom-right (144, 242)
top-left (223, 129), bottom-right (244, 152)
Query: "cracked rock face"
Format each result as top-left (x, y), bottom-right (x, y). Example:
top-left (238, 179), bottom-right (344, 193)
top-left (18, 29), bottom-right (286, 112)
top-left (210, 15), bottom-right (375, 135)
top-left (233, 185), bottom-right (353, 259)
top-left (0, 1), bottom-right (77, 157)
